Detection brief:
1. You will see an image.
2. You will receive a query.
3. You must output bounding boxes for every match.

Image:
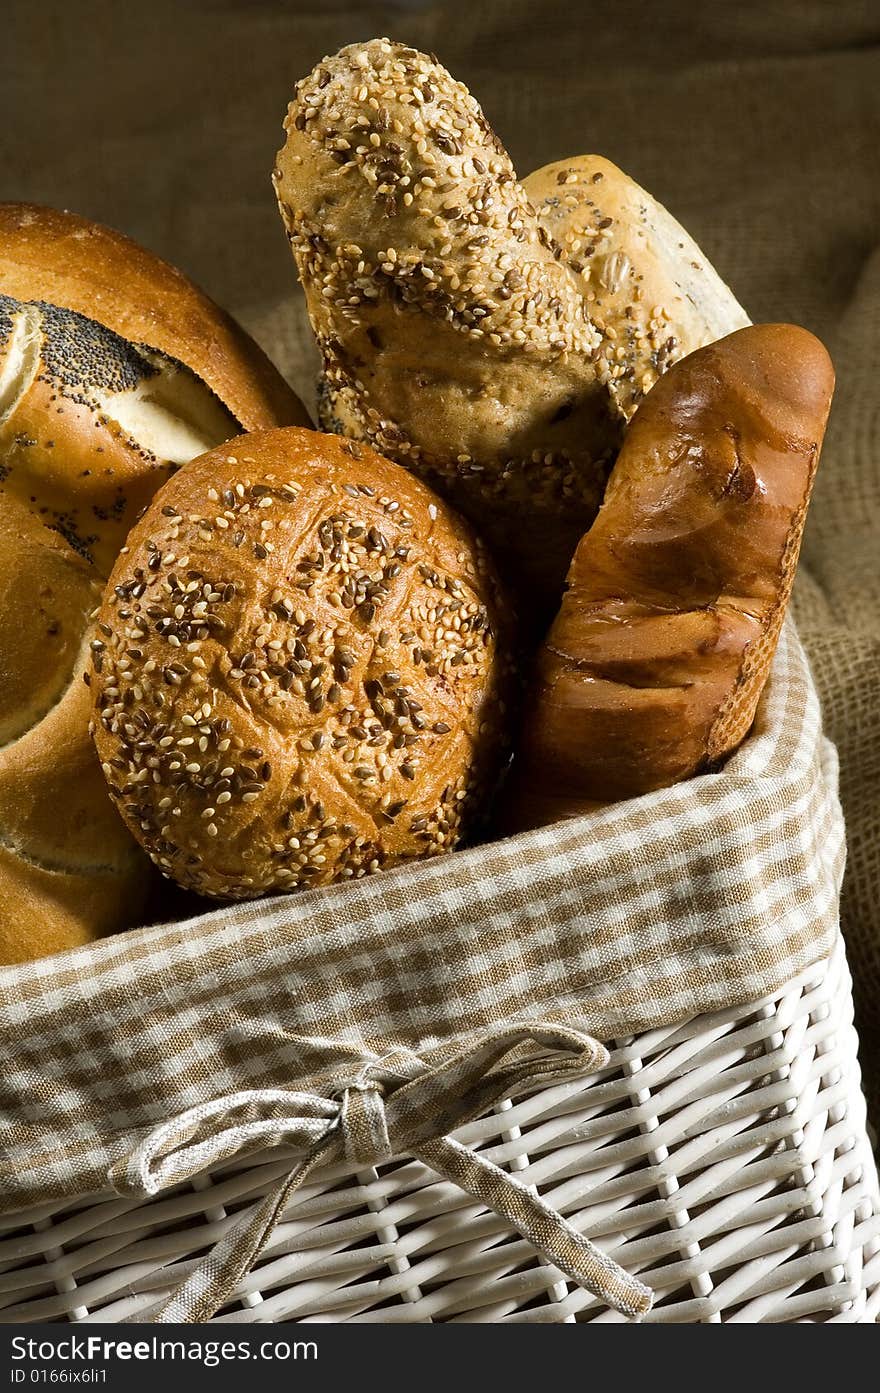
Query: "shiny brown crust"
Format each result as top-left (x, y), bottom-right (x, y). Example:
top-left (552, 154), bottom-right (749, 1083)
top-left (0, 495), bottom-right (153, 962)
top-left (0, 295), bottom-right (236, 575)
top-left (505, 324), bottom-right (834, 828)
top-left (0, 203), bottom-right (309, 431)
top-left (274, 39), bottom-right (745, 615)
top-left (0, 647), bottom-right (151, 963)
top-left (0, 207), bottom-right (309, 964)
top-left (89, 427), bottom-right (512, 899)
top-left (0, 494), bottom-right (98, 748)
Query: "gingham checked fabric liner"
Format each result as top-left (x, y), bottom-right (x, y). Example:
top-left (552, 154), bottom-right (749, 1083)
top-left (0, 619), bottom-right (845, 1320)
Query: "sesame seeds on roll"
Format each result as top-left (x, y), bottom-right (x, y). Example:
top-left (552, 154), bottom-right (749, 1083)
top-left (273, 38), bottom-right (620, 615)
top-left (274, 39), bottom-right (747, 619)
top-left (89, 427), bottom-right (512, 899)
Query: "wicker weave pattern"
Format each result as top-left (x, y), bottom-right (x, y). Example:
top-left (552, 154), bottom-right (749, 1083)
top-left (0, 934), bottom-right (876, 1324)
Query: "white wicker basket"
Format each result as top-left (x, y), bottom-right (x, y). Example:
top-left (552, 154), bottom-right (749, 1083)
top-left (1, 932), bottom-right (877, 1324)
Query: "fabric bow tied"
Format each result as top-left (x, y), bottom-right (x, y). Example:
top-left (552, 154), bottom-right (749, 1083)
top-left (111, 1021), bottom-right (653, 1322)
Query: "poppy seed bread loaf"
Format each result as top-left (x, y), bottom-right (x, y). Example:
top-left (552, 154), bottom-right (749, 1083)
top-left (0, 292), bottom-right (238, 574)
top-left (89, 427), bottom-right (512, 899)
top-left (0, 204), bottom-right (308, 963)
top-left (0, 204), bottom-right (306, 434)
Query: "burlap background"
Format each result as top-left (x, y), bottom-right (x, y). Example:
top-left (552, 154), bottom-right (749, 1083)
top-left (3, 0), bottom-right (879, 1111)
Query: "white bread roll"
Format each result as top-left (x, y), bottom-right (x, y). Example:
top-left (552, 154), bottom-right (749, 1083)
top-left (522, 155), bottom-right (749, 421)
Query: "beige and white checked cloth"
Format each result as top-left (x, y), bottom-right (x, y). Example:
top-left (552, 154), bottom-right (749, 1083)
top-left (0, 619), bottom-right (847, 1319)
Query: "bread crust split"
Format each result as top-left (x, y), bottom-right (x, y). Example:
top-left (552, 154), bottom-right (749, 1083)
top-left (0, 205), bottom-right (309, 964)
top-left (504, 323), bottom-right (835, 829)
top-left (274, 38), bottom-right (747, 617)
top-left (89, 427), bottom-right (513, 900)
top-left (0, 292), bottom-right (240, 575)
top-left (0, 204), bottom-right (309, 433)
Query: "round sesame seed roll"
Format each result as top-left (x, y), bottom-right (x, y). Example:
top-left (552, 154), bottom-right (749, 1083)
top-left (89, 427), bottom-right (512, 900)
top-left (274, 40), bottom-right (746, 617)
top-left (0, 205), bottom-right (308, 963)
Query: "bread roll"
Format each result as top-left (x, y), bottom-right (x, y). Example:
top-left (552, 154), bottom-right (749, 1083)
top-left (89, 427), bottom-right (511, 899)
top-left (0, 203), bottom-right (305, 432)
top-left (274, 38), bottom-right (746, 614)
top-left (505, 324), bottom-right (834, 829)
top-left (522, 156), bottom-right (749, 421)
top-left (0, 205), bottom-right (309, 963)
top-left (0, 293), bottom-right (237, 574)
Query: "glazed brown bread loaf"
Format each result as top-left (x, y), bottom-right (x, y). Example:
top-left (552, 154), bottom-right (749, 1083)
top-left (0, 205), bottom-right (308, 964)
top-left (89, 427), bottom-right (511, 899)
top-left (0, 495), bottom-right (145, 962)
top-left (505, 324), bottom-right (834, 830)
top-left (274, 39), bottom-right (746, 614)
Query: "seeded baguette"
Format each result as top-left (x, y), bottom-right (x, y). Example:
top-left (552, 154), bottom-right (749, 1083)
top-left (89, 427), bottom-right (512, 900)
top-left (0, 205), bottom-right (308, 964)
top-left (275, 38), bottom-right (746, 615)
top-left (504, 324), bottom-right (834, 829)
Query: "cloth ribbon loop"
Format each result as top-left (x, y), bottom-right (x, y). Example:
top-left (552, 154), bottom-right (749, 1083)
top-left (340, 1083), bottom-right (392, 1166)
top-left (111, 1022), bottom-right (653, 1322)
top-left (114, 1089), bottom-right (339, 1195)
